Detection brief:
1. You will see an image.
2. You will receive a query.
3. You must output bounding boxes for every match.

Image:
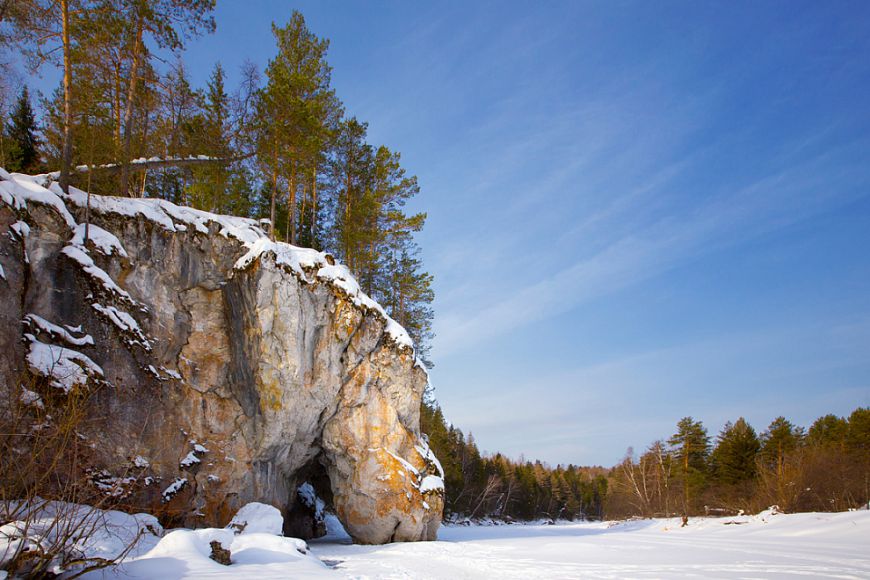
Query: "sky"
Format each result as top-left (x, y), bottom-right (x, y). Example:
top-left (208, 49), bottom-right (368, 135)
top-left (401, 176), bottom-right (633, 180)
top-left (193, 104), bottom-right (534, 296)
top-left (14, 1), bottom-right (870, 466)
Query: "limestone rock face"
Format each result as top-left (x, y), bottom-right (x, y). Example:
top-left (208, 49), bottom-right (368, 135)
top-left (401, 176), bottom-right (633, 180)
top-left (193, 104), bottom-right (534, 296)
top-left (0, 170), bottom-right (443, 544)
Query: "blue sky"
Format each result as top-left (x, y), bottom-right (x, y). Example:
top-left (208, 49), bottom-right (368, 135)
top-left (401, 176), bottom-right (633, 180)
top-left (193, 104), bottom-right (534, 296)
top-left (18, 1), bottom-right (870, 466)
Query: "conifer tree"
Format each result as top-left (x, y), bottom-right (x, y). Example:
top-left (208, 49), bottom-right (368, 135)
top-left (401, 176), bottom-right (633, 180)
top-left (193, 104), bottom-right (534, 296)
top-left (257, 10), bottom-right (335, 242)
top-left (710, 417), bottom-right (760, 485)
top-left (109, 0), bottom-right (216, 195)
top-left (5, 0), bottom-right (85, 190)
top-left (329, 117), bottom-right (374, 261)
top-left (846, 407), bottom-right (870, 454)
top-left (187, 63), bottom-right (234, 212)
top-left (4, 85), bottom-right (42, 172)
top-left (760, 417), bottom-right (804, 465)
top-left (807, 414), bottom-right (848, 448)
top-left (668, 417), bottom-right (710, 514)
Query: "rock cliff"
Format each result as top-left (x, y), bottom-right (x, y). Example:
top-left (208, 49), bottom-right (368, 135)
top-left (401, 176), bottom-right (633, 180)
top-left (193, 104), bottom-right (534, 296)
top-left (0, 169), bottom-right (443, 544)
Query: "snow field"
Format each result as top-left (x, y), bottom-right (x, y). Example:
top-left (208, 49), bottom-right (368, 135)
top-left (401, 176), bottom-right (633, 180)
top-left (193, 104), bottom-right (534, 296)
top-left (5, 499), bottom-right (868, 579)
top-left (310, 510), bottom-right (870, 579)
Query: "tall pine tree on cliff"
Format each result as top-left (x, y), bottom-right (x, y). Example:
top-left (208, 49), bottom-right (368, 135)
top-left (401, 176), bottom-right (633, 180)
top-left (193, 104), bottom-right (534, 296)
top-left (257, 10), bottom-right (336, 243)
top-left (4, 86), bottom-right (42, 173)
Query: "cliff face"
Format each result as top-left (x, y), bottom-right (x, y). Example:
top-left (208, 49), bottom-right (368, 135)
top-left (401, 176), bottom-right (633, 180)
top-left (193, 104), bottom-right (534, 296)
top-left (0, 169), bottom-right (443, 544)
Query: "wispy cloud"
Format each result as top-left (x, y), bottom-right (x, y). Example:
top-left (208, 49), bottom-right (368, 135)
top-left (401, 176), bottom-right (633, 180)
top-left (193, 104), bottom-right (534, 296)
top-left (433, 136), bottom-right (869, 358)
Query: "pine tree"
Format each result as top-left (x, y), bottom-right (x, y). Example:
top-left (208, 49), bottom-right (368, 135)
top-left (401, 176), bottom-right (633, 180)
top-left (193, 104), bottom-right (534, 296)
top-left (112, 0), bottom-right (216, 195)
top-left (760, 417), bottom-right (804, 465)
top-left (384, 245), bottom-right (435, 367)
top-left (257, 10), bottom-right (335, 242)
top-left (5, 0), bottom-right (84, 189)
top-left (807, 414), bottom-right (848, 448)
top-left (710, 418), bottom-right (760, 485)
top-left (668, 417), bottom-right (710, 514)
top-left (186, 63), bottom-right (234, 212)
top-left (4, 86), bottom-right (42, 172)
top-left (329, 117), bottom-right (375, 260)
top-left (846, 407), bottom-right (870, 454)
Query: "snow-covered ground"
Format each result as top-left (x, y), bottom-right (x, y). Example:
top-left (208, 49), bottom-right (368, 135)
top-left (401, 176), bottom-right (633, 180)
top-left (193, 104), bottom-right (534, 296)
top-left (310, 510), bottom-right (870, 579)
top-left (5, 506), bottom-right (869, 578)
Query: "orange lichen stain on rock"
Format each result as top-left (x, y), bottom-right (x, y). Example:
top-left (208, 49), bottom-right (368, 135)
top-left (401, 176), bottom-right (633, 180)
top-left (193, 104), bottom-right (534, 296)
top-left (370, 449), bottom-right (419, 514)
top-left (333, 298), bottom-right (358, 341)
top-left (346, 507), bottom-right (370, 527)
top-left (259, 379), bottom-right (283, 412)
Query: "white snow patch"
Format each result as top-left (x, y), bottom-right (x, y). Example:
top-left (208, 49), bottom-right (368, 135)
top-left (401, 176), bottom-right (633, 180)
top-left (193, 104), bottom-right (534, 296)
top-left (131, 455), bottom-right (150, 469)
top-left (417, 438), bottom-right (445, 479)
top-left (419, 475), bottom-right (445, 493)
top-left (24, 333), bottom-right (103, 392)
top-left (69, 223), bottom-right (128, 258)
top-left (179, 451), bottom-right (201, 468)
top-left (83, 527), bottom-right (323, 579)
top-left (0, 173), bottom-right (77, 228)
top-left (24, 313), bottom-right (94, 347)
top-left (91, 303), bottom-right (150, 348)
top-left (0, 500), bottom-right (161, 576)
top-left (9, 220), bottom-right (29, 239)
top-left (161, 478), bottom-right (187, 502)
top-left (62, 245), bottom-right (132, 301)
top-left (227, 502), bottom-right (284, 536)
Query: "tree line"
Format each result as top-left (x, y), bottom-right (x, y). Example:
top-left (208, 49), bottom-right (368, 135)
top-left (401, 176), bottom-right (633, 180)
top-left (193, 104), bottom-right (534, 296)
top-left (422, 403), bottom-right (609, 522)
top-left (605, 408), bottom-right (870, 519)
top-left (422, 404), bottom-right (870, 522)
top-left (0, 3), bottom-right (434, 364)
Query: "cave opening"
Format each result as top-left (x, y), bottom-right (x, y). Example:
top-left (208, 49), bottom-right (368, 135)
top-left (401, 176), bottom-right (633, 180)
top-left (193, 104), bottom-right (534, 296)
top-left (283, 453), bottom-right (335, 539)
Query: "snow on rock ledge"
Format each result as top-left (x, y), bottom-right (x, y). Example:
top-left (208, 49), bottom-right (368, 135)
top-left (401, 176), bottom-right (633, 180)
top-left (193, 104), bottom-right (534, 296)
top-left (0, 170), bottom-right (440, 544)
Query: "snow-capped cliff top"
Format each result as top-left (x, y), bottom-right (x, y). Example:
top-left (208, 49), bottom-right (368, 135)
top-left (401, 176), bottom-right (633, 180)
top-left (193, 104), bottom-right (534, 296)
top-left (0, 169), bottom-right (414, 352)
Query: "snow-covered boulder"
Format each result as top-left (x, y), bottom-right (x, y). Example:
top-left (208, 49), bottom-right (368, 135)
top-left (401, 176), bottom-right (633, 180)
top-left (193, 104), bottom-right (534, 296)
top-left (102, 528), bottom-right (324, 578)
top-left (0, 170), bottom-right (442, 544)
top-left (227, 503), bottom-right (284, 535)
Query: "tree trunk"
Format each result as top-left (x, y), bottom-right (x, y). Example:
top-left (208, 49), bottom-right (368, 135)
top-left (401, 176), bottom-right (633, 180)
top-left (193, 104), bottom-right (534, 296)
top-left (113, 61), bottom-right (121, 151)
top-left (58, 0), bottom-right (73, 193)
top-left (119, 15), bottom-right (144, 196)
top-left (288, 159), bottom-right (296, 245)
top-left (311, 165), bottom-right (317, 243)
top-left (269, 138), bottom-right (277, 241)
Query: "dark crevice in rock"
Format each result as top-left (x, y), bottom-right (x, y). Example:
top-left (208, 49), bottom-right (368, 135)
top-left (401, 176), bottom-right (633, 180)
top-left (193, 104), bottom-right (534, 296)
top-left (223, 273), bottom-right (261, 418)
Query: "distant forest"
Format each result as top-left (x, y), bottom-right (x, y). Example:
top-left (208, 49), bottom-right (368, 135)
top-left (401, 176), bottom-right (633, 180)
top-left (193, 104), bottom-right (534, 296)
top-left (0, 3), bottom-right (434, 365)
top-left (422, 405), bottom-right (870, 522)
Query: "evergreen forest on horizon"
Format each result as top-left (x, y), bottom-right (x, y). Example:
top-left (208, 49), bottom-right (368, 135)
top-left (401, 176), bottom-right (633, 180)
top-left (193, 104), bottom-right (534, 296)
top-left (421, 405), bottom-right (870, 522)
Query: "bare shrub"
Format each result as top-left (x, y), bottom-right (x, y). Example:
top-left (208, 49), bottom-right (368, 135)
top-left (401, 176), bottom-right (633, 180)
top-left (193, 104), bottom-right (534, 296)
top-left (0, 373), bottom-right (152, 578)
